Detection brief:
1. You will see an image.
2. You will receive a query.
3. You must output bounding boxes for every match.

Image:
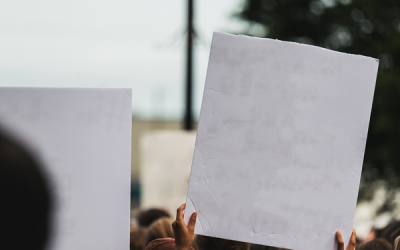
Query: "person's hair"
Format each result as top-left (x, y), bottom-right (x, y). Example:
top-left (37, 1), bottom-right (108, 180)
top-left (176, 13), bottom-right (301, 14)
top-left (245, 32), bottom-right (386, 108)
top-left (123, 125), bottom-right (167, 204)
top-left (391, 228), bottom-right (400, 248)
top-left (381, 221), bottom-right (400, 245)
top-left (145, 217), bottom-right (175, 246)
top-left (394, 236), bottom-right (400, 250)
top-left (145, 238), bottom-right (194, 250)
top-left (357, 238), bottom-right (392, 250)
top-left (195, 235), bottom-right (250, 250)
top-left (130, 227), bottom-right (148, 250)
top-left (0, 130), bottom-right (52, 250)
top-left (250, 244), bottom-right (282, 250)
top-left (137, 208), bottom-right (170, 227)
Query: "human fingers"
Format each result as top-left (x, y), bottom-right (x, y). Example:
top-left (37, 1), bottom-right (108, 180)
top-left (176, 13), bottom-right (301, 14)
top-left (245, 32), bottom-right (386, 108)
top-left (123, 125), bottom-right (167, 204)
top-left (336, 231), bottom-right (344, 250)
top-left (176, 203), bottom-right (186, 221)
top-left (188, 212), bottom-right (197, 232)
top-left (346, 228), bottom-right (356, 250)
top-left (172, 220), bottom-right (177, 232)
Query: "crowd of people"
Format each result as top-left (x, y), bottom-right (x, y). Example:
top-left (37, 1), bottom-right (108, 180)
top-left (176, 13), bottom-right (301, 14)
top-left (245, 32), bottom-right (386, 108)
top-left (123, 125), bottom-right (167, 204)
top-left (131, 205), bottom-right (400, 250)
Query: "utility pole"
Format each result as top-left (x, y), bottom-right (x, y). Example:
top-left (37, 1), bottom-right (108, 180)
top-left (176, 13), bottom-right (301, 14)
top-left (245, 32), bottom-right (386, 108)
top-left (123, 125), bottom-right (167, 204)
top-left (183, 0), bottom-right (194, 130)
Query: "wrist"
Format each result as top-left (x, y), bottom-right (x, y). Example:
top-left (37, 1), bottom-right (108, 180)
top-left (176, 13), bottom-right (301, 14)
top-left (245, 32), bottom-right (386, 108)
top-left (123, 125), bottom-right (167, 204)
top-left (176, 245), bottom-right (190, 250)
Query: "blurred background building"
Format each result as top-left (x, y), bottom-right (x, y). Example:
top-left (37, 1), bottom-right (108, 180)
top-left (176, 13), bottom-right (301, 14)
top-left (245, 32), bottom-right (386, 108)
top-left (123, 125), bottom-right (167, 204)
top-left (1, 0), bottom-right (400, 239)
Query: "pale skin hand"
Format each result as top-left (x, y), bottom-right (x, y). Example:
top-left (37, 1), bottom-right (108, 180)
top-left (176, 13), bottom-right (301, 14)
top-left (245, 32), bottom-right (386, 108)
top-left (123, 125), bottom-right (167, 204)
top-left (336, 228), bottom-right (356, 250)
top-left (172, 203), bottom-right (197, 250)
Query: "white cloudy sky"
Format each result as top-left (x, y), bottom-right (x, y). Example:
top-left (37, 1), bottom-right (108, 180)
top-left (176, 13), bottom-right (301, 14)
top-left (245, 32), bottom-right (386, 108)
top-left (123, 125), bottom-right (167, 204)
top-left (0, 0), bottom-right (247, 120)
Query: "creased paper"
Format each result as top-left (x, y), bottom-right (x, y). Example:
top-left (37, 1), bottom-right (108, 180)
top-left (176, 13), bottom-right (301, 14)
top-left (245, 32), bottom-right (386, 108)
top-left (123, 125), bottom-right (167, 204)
top-left (184, 32), bottom-right (378, 250)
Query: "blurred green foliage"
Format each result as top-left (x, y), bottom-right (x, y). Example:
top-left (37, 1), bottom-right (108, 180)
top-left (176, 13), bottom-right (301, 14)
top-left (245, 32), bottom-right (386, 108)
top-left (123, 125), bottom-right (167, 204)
top-left (236, 0), bottom-right (400, 213)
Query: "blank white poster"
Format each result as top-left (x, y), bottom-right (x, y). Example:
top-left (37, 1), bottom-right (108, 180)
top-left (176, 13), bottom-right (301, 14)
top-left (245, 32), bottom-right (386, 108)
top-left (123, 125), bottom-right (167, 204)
top-left (184, 32), bottom-right (378, 250)
top-left (0, 88), bottom-right (132, 250)
top-left (140, 131), bottom-right (196, 217)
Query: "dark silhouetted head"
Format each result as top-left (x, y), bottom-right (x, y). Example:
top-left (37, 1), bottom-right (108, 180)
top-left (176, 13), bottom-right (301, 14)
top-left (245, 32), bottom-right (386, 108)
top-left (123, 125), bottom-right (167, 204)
top-left (137, 208), bottom-right (170, 227)
top-left (0, 130), bottom-right (52, 250)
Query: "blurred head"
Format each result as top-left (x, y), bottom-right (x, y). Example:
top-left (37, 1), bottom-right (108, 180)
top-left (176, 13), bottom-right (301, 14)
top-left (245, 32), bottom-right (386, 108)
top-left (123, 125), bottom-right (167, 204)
top-left (367, 227), bottom-right (384, 242)
top-left (195, 235), bottom-right (250, 250)
top-left (145, 217), bottom-right (175, 246)
top-left (0, 130), bottom-right (52, 250)
top-left (130, 227), bottom-right (147, 250)
top-left (137, 208), bottom-right (170, 227)
top-left (357, 238), bottom-right (391, 250)
top-left (145, 238), bottom-right (194, 250)
top-left (381, 221), bottom-right (400, 245)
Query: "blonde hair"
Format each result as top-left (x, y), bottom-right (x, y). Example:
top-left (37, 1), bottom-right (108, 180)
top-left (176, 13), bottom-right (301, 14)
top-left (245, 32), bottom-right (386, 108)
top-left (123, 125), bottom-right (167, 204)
top-left (144, 217), bottom-right (175, 247)
top-left (130, 227), bottom-right (147, 250)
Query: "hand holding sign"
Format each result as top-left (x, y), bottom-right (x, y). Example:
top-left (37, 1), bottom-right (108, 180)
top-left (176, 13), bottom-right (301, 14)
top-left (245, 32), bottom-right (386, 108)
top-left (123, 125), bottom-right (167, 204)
top-left (172, 203), bottom-right (197, 250)
top-left (337, 229), bottom-right (356, 250)
top-left (184, 32), bottom-right (378, 250)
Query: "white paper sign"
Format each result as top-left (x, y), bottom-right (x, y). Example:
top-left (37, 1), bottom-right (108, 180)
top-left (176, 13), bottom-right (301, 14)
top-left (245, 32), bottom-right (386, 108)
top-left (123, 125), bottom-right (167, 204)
top-left (140, 131), bottom-right (196, 216)
top-left (184, 32), bottom-right (378, 250)
top-left (0, 87), bottom-right (132, 250)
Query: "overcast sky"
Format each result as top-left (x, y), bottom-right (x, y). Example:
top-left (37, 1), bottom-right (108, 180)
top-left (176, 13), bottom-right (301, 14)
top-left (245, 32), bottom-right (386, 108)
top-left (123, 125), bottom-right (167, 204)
top-left (0, 0), bottom-right (247, 120)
